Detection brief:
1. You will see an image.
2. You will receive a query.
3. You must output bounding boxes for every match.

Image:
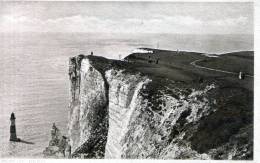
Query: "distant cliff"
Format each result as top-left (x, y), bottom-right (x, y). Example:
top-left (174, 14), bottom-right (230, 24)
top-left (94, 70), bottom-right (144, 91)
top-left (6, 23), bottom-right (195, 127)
top-left (67, 50), bottom-right (253, 159)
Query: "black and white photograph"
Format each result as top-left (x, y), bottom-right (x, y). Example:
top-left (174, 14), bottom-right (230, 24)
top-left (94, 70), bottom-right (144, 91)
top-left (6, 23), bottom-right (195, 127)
top-left (0, 1), bottom-right (255, 161)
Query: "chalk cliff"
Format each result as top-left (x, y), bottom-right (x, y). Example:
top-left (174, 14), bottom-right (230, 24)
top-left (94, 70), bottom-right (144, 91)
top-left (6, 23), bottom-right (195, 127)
top-left (68, 55), bottom-right (108, 158)
top-left (67, 52), bottom-right (253, 159)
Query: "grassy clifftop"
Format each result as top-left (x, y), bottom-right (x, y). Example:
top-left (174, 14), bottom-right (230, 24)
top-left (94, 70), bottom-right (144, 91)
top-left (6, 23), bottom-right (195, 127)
top-left (198, 51), bottom-right (254, 76)
top-left (85, 48), bottom-right (253, 93)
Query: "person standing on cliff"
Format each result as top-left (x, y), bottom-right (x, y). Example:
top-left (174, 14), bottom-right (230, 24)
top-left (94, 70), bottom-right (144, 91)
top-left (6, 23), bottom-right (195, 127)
top-left (156, 58), bottom-right (159, 64)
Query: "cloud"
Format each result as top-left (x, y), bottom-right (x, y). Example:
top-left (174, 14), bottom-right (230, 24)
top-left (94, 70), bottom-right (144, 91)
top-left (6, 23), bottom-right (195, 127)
top-left (0, 14), bottom-right (252, 34)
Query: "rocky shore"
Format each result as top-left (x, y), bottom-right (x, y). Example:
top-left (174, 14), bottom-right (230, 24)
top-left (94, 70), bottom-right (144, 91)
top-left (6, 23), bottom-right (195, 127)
top-left (43, 123), bottom-right (71, 158)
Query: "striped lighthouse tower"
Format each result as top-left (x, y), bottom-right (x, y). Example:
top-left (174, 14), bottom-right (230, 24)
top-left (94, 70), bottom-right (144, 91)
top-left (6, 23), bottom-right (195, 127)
top-left (10, 112), bottom-right (18, 141)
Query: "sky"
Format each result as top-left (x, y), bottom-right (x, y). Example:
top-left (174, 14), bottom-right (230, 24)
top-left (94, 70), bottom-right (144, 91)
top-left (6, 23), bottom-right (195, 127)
top-left (0, 1), bottom-right (254, 34)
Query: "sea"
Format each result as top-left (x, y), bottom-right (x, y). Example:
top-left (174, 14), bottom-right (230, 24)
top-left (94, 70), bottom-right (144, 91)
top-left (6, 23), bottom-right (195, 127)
top-left (0, 32), bottom-right (253, 158)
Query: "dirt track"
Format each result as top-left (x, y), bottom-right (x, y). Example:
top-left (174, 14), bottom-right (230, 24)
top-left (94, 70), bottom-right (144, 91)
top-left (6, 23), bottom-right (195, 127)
top-left (190, 59), bottom-right (254, 78)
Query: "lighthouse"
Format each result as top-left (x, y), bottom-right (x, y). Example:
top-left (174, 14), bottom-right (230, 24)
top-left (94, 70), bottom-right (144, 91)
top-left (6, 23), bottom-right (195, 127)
top-left (10, 112), bottom-right (18, 141)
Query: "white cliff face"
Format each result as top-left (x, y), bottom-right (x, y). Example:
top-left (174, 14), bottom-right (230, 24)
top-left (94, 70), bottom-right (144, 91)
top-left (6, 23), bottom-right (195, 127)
top-left (79, 59), bottom-right (107, 147)
top-left (103, 68), bottom-right (216, 159)
top-left (68, 57), bottom-right (108, 157)
top-left (132, 48), bottom-right (153, 54)
top-left (104, 69), bottom-right (151, 158)
top-left (118, 83), bottom-right (216, 159)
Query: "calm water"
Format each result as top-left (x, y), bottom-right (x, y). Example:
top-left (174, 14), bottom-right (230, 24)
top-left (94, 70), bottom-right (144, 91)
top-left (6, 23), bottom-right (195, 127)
top-left (0, 32), bottom-right (253, 158)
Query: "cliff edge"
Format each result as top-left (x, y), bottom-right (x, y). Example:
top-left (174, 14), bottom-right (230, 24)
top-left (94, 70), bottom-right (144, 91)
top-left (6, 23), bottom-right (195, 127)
top-left (67, 49), bottom-right (253, 159)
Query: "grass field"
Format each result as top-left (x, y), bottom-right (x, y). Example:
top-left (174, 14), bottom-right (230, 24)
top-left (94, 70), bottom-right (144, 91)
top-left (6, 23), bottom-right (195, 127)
top-left (198, 51), bottom-right (254, 76)
top-left (124, 48), bottom-right (253, 91)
